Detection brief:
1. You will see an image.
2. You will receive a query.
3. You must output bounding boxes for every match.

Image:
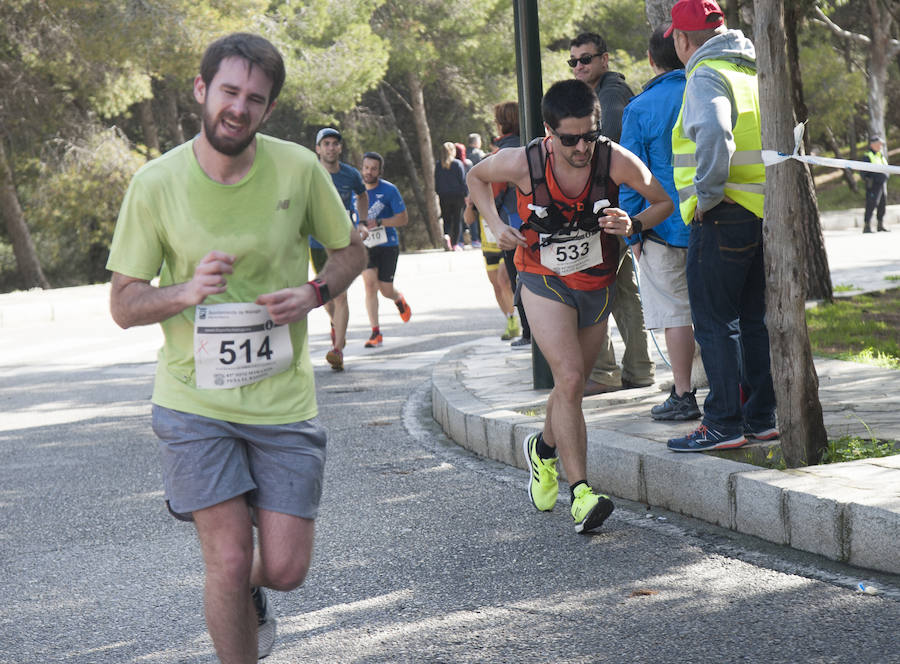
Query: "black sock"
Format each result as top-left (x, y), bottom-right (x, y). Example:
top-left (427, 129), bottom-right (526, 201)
top-left (535, 432), bottom-right (557, 459)
top-left (570, 480), bottom-right (588, 502)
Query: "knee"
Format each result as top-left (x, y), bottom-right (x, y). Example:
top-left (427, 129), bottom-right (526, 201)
top-left (205, 543), bottom-right (254, 588)
top-left (554, 366), bottom-right (585, 399)
top-left (263, 556), bottom-right (311, 592)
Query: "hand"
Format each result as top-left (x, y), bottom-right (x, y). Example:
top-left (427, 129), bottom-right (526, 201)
top-left (599, 207), bottom-right (634, 236)
top-left (358, 226), bottom-right (370, 240)
top-left (366, 217), bottom-right (377, 229)
top-left (185, 251), bottom-right (235, 305)
top-left (256, 285), bottom-right (317, 325)
top-left (632, 242), bottom-right (642, 261)
top-left (497, 225), bottom-right (527, 251)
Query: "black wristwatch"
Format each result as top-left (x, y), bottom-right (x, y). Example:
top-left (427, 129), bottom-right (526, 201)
top-left (308, 278), bottom-right (331, 307)
top-left (631, 217), bottom-right (644, 235)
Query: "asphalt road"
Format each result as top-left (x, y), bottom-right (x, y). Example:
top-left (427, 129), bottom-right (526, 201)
top-left (2, 250), bottom-right (899, 663)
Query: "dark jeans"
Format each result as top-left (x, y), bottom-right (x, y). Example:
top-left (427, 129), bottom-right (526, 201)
top-left (864, 181), bottom-right (887, 224)
top-left (686, 202), bottom-right (776, 435)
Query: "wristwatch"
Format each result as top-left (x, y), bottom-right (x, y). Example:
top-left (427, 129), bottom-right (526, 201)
top-left (307, 278), bottom-right (331, 307)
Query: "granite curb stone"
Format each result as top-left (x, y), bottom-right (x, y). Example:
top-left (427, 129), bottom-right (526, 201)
top-left (433, 349), bottom-right (900, 576)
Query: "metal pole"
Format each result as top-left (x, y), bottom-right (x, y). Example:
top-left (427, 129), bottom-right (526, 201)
top-left (513, 0), bottom-right (553, 389)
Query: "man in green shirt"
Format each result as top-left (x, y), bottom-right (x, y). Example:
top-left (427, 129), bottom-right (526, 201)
top-left (107, 33), bottom-right (366, 662)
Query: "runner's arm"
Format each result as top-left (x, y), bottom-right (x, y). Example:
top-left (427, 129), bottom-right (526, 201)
top-left (466, 149), bottom-right (529, 251)
top-left (380, 209), bottom-right (408, 228)
top-left (602, 145), bottom-right (674, 236)
top-left (256, 231), bottom-right (367, 325)
top-left (110, 250), bottom-right (236, 329)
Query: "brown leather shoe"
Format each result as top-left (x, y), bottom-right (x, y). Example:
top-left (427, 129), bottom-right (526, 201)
top-left (621, 378), bottom-right (654, 390)
top-left (583, 379), bottom-right (622, 396)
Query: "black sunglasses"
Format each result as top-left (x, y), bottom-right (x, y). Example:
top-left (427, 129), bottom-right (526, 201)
top-left (552, 128), bottom-right (601, 147)
top-left (567, 52), bottom-right (604, 68)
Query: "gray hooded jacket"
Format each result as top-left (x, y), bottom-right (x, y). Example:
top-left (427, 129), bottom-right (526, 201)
top-left (680, 29), bottom-right (758, 214)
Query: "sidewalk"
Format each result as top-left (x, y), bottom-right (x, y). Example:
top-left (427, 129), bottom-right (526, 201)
top-left (434, 220), bottom-right (900, 576)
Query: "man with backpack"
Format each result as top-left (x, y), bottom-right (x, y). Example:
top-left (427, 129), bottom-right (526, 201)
top-left (466, 79), bottom-right (672, 534)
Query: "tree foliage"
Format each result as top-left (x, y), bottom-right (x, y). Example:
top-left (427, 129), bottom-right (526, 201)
top-left (0, 0), bottom-right (897, 290)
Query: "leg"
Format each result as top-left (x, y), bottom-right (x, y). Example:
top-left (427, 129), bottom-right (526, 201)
top-left (377, 280), bottom-right (401, 302)
top-left (193, 497), bottom-right (257, 664)
top-left (738, 236), bottom-right (776, 431)
top-left (863, 184), bottom-right (877, 233)
top-left (520, 287), bottom-right (606, 484)
top-left (665, 325), bottom-right (695, 396)
top-left (503, 249), bottom-right (530, 341)
top-left (613, 245), bottom-right (654, 386)
top-left (876, 184), bottom-right (888, 231)
top-left (362, 267), bottom-right (379, 329)
top-left (251, 509), bottom-right (316, 592)
top-left (687, 209), bottom-right (760, 436)
top-left (488, 262), bottom-right (515, 316)
top-left (331, 292), bottom-right (349, 349)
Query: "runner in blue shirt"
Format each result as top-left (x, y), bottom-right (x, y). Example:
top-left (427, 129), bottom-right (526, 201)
top-left (313, 128), bottom-right (368, 370)
top-left (359, 152), bottom-right (412, 347)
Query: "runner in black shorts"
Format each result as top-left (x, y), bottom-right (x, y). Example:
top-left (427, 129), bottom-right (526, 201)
top-left (360, 152), bottom-right (412, 347)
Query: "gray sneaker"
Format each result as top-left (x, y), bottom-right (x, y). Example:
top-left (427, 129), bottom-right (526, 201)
top-left (651, 387), bottom-right (701, 421)
top-left (510, 336), bottom-right (531, 350)
top-left (251, 586), bottom-right (277, 660)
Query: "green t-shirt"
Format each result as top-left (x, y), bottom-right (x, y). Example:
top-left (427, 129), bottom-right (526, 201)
top-left (107, 134), bottom-right (352, 424)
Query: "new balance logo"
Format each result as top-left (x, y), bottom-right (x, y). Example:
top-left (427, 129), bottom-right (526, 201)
top-left (276, 199), bottom-right (290, 210)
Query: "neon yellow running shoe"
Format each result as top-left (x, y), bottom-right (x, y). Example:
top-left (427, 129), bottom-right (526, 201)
top-left (523, 433), bottom-right (558, 511)
top-left (501, 315), bottom-right (521, 341)
top-left (571, 483), bottom-right (614, 534)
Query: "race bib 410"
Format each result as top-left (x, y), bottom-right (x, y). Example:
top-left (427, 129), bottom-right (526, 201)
top-left (194, 303), bottom-right (293, 389)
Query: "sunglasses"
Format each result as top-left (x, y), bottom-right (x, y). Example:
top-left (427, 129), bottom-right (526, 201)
top-left (552, 128), bottom-right (601, 147)
top-left (567, 52), bottom-right (604, 68)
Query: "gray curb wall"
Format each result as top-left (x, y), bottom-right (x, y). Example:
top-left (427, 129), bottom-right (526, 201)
top-left (432, 349), bottom-right (899, 576)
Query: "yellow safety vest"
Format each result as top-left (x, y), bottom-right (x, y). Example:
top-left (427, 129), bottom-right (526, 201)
top-left (671, 59), bottom-right (765, 223)
top-left (865, 149), bottom-right (887, 167)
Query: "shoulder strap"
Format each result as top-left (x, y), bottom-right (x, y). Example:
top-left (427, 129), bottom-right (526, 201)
top-left (525, 137), bottom-right (551, 207)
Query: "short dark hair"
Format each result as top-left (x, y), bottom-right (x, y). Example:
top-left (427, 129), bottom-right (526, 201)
top-left (541, 79), bottom-right (600, 131)
top-left (649, 25), bottom-right (684, 72)
top-left (494, 101), bottom-right (520, 136)
top-left (200, 33), bottom-right (286, 107)
top-left (569, 32), bottom-right (607, 54)
top-left (362, 151), bottom-right (384, 171)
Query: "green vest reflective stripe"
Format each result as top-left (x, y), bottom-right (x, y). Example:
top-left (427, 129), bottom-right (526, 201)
top-left (671, 59), bottom-right (765, 223)
top-left (865, 149), bottom-right (887, 167)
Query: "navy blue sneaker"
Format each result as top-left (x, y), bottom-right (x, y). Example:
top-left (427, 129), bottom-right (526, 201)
top-left (667, 424), bottom-right (747, 452)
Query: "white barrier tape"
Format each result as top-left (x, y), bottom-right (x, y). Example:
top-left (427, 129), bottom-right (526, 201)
top-left (761, 122), bottom-right (900, 175)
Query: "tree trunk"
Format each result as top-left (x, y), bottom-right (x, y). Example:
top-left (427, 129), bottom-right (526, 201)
top-left (866, 0), bottom-right (892, 148)
top-left (754, 0), bottom-right (828, 467)
top-left (0, 140), bottom-right (49, 290)
top-left (824, 125), bottom-right (858, 193)
top-left (161, 79), bottom-right (185, 147)
top-left (406, 71), bottom-right (441, 247)
top-left (644, 0), bottom-right (676, 29)
top-left (138, 97), bottom-right (160, 156)
top-left (377, 85), bottom-right (435, 246)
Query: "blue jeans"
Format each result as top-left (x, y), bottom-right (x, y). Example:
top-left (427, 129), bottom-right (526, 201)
top-left (686, 203), bottom-right (776, 435)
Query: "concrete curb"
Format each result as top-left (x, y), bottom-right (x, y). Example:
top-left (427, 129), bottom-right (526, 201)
top-left (433, 347), bottom-right (900, 576)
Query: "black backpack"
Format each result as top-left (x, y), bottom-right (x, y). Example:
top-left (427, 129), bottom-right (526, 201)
top-left (521, 136), bottom-right (613, 236)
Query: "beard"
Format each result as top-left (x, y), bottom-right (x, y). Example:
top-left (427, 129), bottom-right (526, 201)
top-left (201, 106), bottom-right (257, 156)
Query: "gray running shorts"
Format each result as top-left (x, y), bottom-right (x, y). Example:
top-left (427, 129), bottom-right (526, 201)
top-left (151, 405), bottom-right (326, 521)
top-left (516, 271), bottom-right (615, 329)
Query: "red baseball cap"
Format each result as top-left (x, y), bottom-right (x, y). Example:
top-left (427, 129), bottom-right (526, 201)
top-left (664, 0), bottom-right (724, 38)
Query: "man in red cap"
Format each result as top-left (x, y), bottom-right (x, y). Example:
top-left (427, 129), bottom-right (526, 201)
top-left (664, 0), bottom-right (778, 453)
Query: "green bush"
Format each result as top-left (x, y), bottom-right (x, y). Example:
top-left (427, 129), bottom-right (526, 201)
top-left (25, 127), bottom-right (144, 287)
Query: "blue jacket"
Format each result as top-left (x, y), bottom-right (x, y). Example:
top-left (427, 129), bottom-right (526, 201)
top-left (619, 69), bottom-right (688, 247)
